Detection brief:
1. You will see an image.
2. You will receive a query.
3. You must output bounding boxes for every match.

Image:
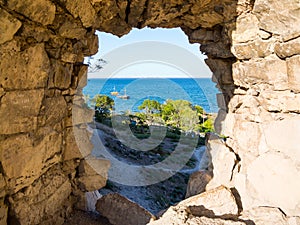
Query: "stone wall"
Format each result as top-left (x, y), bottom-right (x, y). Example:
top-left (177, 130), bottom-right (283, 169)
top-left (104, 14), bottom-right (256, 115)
top-left (207, 0), bottom-right (300, 219)
top-left (0, 1), bottom-right (109, 224)
top-left (0, 0), bottom-right (299, 224)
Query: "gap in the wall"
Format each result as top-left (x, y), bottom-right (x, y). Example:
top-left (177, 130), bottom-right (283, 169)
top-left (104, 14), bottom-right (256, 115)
top-left (83, 27), bottom-right (219, 214)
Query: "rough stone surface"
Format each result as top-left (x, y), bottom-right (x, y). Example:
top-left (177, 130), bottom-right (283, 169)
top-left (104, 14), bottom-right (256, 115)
top-left (0, 8), bottom-right (22, 44)
top-left (148, 186), bottom-right (242, 225)
top-left (287, 55), bottom-right (300, 93)
top-left (247, 152), bottom-right (300, 216)
top-left (275, 37), bottom-right (300, 58)
top-left (7, 0), bottom-right (56, 25)
top-left (253, 0), bottom-right (300, 41)
top-left (77, 158), bottom-right (110, 192)
top-left (96, 193), bottom-right (155, 225)
top-left (185, 170), bottom-right (212, 198)
top-left (241, 207), bottom-right (289, 225)
top-left (0, 0), bottom-right (300, 224)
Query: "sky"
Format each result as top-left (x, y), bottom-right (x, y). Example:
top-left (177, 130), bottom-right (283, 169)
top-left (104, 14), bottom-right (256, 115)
top-left (87, 27), bottom-right (212, 78)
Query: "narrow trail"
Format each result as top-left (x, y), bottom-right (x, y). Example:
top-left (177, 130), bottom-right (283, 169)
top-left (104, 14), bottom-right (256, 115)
top-left (90, 125), bottom-right (207, 215)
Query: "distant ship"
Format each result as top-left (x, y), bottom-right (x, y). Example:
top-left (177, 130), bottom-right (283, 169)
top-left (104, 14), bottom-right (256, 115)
top-left (110, 86), bottom-right (119, 96)
top-left (117, 88), bottom-right (130, 99)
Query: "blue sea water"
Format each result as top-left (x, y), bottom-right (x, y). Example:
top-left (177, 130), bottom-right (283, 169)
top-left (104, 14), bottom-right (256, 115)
top-left (83, 78), bottom-right (219, 113)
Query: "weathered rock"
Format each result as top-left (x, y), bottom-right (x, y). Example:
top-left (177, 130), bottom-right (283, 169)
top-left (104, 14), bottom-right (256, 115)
top-left (0, 199), bottom-right (7, 225)
top-left (287, 55), bottom-right (300, 93)
top-left (232, 57), bottom-right (288, 90)
top-left (0, 43), bottom-right (49, 90)
top-left (275, 37), bottom-right (300, 58)
top-left (1, 130), bottom-right (63, 193)
top-left (64, 0), bottom-right (96, 27)
top-left (247, 152), bottom-right (300, 216)
top-left (77, 157), bottom-right (110, 192)
top-left (232, 13), bottom-right (260, 43)
top-left (7, 0), bottom-right (56, 25)
top-left (185, 170), bottom-right (212, 198)
top-left (241, 207), bottom-right (289, 225)
top-left (0, 9), bottom-right (22, 45)
top-left (253, 0), bottom-right (300, 41)
top-left (262, 118), bottom-right (300, 165)
top-left (96, 193), bottom-right (155, 225)
top-left (259, 90), bottom-right (300, 113)
top-left (232, 38), bottom-right (275, 59)
top-left (0, 89), bottom-right (44, 134)
top-left (148, 186), bottom-right (240, 225)
top-left (205, 134), bottom-right (237, 190)
top-left (206, 58), bottom-right (233, 85)
top-left (9, 166), bottom-right (72, 224)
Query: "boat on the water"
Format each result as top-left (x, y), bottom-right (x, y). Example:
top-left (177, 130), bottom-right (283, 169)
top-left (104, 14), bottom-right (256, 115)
top-left (110, 86), bottom-right (119, 96)
top-left (117, 88), bottom-right (130, 99)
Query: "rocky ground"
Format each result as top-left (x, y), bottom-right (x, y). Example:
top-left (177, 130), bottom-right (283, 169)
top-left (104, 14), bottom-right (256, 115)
top-left (63, 210), bottom-right (112, 225)
top-left (93, 122), bottom-right (206, 215)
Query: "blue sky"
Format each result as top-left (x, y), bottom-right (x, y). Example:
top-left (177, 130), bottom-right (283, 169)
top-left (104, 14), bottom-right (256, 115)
top-left (87, 27), bottom-right (212, 78)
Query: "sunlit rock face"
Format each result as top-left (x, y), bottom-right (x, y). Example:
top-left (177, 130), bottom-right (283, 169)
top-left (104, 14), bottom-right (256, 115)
top-left (0, 0), bottom-right (300, 224)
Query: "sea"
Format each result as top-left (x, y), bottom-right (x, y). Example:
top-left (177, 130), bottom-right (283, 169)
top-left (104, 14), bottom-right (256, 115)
top-left (83, 78), bottom-right (219, 113)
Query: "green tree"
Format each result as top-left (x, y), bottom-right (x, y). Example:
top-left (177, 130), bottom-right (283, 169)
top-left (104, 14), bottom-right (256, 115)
top-left (91, 94), bottom-right (114, 122)
top-left (138, 99), bottom-right (161, 114)
top-left (161, 99), bottom-right (199, 131)
top-left (201, 117), bottom-right (214, 133)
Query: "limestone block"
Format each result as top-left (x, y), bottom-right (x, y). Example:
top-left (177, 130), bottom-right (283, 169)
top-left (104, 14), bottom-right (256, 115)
top-left (0, 199), bottom-right (7, 225)
top-left (262, 118), bottom-right (300, 165)
top-left (232, 13), bottom-right (260, 43)
top-left (0, 9), bottom-right (22, 45)
top-left (96, 193), bottom-right (155, 225)
top-left (202, 42), bottom-right (234, 58)
top-left (188, 29), bottom-right (215, 43)
top-left (206, 135), bottom-right (236, 190)
top-left (232, 39), bottom-right (275, 59)
top-left (149, 186), bottom-right (240, 225)
top-left (77, 157), bottom-right (110, 191)
top-left (234, 121), bottom-right (261, 156)
top-left (275, 37), bottom-right (300, 58)
top-left (0, 175), bottom-right (6, 198)
top-left (232, 58), bottom-right (288, 90)
top-left (189, 217), bottom-right (247, 225)
top-left (287, 55), bottom-right (300, 93)
top-left (1, 131), bottom-right (62, 193)
top-left (64, 127), bottom-right (87, 161)
top-left (259, 90), bottom-right (300, 113)
top-left (247, 152), bottom-right (300, 216)
top-left (64, 126), bottom-right (94, 161)
top-left (48, 60), bottom-right (73, 89)
top-left (182, 186), bottom-right (239, 216)
top-left (7, 0), bottom-right (55, 25)
top-left (42, 96), bottom-right (67, 126)
top-left (185, 170), bottom-right (212, 198)
top-left (85, 34), bottom-right (99, 56)
top-left (0, 89), bottom-right (44, 134)
top-left (10, 172), bottom-right (72, 225)
top-left (58, 20), bottom-right (87, 40)
top-left (128, 0), bottom-right (147, 26)
top-left (253, 0), bottom-right (300, 41)
top-left (0, 44), bottom-right (49, 90)
top-left (241, 207), bottom-right (289, 225)
top-left (72, 104), bottom-right (94, 125)
top-left (205, 58), bottom-right (233, 85)
top-left (64, 0), bottom-right (96, 27)
top-left (288, 217), bottom-right (300, 225)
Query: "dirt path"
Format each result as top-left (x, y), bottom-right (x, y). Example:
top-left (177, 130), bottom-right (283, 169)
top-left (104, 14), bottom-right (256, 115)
top-left (90, 123), bottom-right (206, 215)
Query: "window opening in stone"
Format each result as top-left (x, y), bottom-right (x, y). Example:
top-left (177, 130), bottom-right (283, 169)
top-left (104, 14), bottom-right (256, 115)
top-left (80, 27), bottom-right (220, 215)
